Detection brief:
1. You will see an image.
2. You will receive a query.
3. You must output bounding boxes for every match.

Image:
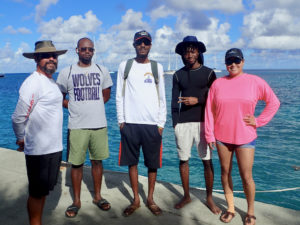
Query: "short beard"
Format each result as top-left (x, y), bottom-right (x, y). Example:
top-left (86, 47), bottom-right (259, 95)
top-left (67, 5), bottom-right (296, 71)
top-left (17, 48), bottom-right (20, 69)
top-left (79, 56), bottom-right (92, 65)
top-left (42, 61), bottom-right (57, 75)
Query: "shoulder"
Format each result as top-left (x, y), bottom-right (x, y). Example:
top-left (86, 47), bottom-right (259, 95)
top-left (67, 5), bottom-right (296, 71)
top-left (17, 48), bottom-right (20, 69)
top-left (59, 65), bottom-right (73, 74)
top-left (119, 60), bottom-right (130, 69)
top-left (57, 64), bottom-right (74, 80)
top-left (20, 72), bottom-right (41, 94)
top-left (175, 67), bottom-right (187, 75)
top-left (200, 65), bottom-right (214, 73)
top-left (210, 76), bottom-right (226, 87)
top-left (95, 64), bottom-right (109, 74)
top-left (243, 73), bottom-right (266, 83)
top-left (243, 73), bottom-right (269, 89)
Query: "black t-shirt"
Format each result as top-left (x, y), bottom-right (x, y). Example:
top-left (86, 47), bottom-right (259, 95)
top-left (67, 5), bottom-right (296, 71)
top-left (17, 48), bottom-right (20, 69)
top-left (171, 65), bottom-right (216, 127)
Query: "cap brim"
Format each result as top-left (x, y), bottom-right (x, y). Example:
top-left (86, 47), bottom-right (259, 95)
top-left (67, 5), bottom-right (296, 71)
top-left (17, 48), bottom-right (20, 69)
top-left (134, 36), bottom-right (152, 43)
top-left (225, 54), bottom-right (243, 60)
top-left (175, 41), bottom-right (206, 55)
top-left (23, 50), bottom-right (67, 59)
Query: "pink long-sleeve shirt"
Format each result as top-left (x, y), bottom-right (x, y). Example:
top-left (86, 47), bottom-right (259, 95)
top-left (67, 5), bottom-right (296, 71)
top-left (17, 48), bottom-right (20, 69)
top-left (205, 73), bottom-right (280, 145)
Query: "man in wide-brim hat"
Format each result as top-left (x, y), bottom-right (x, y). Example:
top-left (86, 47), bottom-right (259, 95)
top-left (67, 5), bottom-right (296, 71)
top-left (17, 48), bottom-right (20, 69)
top-left (23, 40), bottom-right (67, 59)
top-left (175, 35), bottom-right (206, 54)
top-left (171, 36), bottom-right (221, 214)
top-left (12, 40), bottom-right (66, 225)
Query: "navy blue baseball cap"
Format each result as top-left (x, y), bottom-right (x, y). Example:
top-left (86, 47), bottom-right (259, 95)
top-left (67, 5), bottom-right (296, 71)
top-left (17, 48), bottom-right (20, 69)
top-left (225, 48), bottom-right (244, 60)
top-left (134, 30), bottom-right (152, 43)
top-left (175, 36), bottom-right (206, 55)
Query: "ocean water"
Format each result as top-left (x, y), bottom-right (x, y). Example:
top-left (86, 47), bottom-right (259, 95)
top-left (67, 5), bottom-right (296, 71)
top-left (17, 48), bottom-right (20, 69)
top-left (0, 70), bottom-right (299, 210)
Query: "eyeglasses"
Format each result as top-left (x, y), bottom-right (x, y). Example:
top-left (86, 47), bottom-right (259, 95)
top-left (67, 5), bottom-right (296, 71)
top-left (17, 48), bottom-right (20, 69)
top-left (135, 38), bottom-right (151, 46)
top-left (79, 47), bottom-right (95, 52)
top-left (38, 53), bottom-right (58, 59)
top-left (225, 58), bottom-right (242, 66)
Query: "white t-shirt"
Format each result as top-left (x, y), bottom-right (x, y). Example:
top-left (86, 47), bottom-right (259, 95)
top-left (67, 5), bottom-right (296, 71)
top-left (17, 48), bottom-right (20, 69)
top-left (12, 71), bottom-right (63, 155)
top-left (57, 64), bottom-right (113, 129)
top-left (116, 60), bottom-right (167, 127)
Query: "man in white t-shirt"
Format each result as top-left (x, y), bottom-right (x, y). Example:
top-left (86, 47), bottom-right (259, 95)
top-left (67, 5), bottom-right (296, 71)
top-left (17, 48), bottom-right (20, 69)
top-left (12, 40), bottom-right (67, 225)
top-left (116, 30), bottom-right (167, 216)
top-left (57, 37), bottom-right (113, 218)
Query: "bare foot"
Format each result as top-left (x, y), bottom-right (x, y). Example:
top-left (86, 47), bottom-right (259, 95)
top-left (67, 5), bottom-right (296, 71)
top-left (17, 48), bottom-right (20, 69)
top-left (206, 198), bottom-right (221, 215)
top-left (174, 196), bottom-right (192, 209)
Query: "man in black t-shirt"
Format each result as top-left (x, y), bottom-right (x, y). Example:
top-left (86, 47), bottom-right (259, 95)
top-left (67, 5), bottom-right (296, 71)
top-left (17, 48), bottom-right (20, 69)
top-left (171, 36), bottom-right (221, 214)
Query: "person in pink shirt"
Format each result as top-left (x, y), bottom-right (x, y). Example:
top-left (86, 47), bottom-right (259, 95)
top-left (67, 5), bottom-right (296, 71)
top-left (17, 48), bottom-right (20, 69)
top-left (205, 48), bottom-right (280, 225)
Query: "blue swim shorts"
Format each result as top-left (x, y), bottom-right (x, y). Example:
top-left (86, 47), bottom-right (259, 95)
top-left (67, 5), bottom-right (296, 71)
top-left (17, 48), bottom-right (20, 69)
top-left (216, 139), bottom-right (256, 149)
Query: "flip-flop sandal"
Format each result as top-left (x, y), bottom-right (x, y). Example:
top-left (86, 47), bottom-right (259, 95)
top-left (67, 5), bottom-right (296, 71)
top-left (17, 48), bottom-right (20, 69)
top-left (65, 205), bottom-right (80, 218)
top-left (147, 204), bottom-right (162, 216)
top-left (244, 214), bottom-right (256, 225)
top-left (93, 198), bottom-right (111, 211)
top-left (220, 211), bottom-right (235, 223)
top-left (123, 204), bottom-right (140, 217)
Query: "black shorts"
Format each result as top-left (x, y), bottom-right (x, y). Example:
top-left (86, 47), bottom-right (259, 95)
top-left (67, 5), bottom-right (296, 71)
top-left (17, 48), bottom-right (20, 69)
top-left (25, 151), bottom-right (62, 198)
top-left (118, 123), bottom-right (162, 169)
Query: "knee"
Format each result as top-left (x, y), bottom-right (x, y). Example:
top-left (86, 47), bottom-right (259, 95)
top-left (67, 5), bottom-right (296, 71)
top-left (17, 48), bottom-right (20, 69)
top-left (179, 160), bottom-right (188, 166)
top-left (91, 160), bottom-right (102, 167)
top-left (202, 160), bottom-right (213, 170)
top-left (240, 173), bottom-right (254, 185)
top-left (72, 164), bottom-right (83, 169)
top-left (148, 168), bottom-right (157, 173)
top-left (220, 165), bottom-right (231, 176)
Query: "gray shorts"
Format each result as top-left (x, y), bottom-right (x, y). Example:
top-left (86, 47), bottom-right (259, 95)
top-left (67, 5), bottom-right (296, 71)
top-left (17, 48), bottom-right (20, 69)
top-left (175, 122), bottom-right (212, 161)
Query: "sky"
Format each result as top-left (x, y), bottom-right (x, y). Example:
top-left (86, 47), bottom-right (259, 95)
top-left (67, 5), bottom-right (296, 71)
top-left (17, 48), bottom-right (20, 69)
top-left (1, 0), bottom-right (300, 73)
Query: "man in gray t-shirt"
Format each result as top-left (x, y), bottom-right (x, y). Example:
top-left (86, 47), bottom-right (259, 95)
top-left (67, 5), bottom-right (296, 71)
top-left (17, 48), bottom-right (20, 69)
top-left (56, 37), bottom-right (113, 217)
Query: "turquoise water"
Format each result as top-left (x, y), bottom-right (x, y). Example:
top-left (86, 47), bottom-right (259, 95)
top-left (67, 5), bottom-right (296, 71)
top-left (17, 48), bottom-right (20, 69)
top-left (0, 70), bottom-right (299, 210)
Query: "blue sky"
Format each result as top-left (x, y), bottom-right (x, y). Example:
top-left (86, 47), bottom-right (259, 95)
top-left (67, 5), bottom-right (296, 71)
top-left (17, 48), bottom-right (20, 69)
top-left (1, 0), bottom-right (300, 73)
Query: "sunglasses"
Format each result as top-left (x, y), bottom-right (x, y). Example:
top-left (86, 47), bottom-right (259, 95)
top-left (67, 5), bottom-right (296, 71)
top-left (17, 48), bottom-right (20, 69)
top-left (135, 38), bottom-right (151, 46)
top-left (38, 53), bottom-right (58, 59)
top-left (79, 47), bottom-right (95, 52)
top-left (225, 58), bottom-right (242, 66)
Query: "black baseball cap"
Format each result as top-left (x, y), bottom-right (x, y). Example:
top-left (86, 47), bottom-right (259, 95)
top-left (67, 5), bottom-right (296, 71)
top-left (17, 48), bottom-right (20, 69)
top-left (134, 30), bottom-right (152, 43)
top-left (225, 48), bottom-right (244, 60)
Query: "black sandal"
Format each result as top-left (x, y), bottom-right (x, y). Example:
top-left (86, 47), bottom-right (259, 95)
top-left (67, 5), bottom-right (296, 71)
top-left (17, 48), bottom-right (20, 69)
top-left (220, 211), bottom-right (235, 223)
top-left (65, 205), bottom-right (80, 218)
top-left (244, 214), bottom-right (256, 225)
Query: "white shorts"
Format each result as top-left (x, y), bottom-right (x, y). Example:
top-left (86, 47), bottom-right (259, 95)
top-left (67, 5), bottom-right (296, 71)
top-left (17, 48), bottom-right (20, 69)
top-left (175, 122), bottom-right (212, 161)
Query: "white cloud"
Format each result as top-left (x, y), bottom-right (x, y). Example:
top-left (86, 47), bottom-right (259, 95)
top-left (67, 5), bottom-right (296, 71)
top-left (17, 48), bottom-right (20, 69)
top-left (3, 26), bottom-right (16, 34)
top-left (18, 27), bottom-right (32, 34)
top-left (93, 9), bottom-right (153, 69)
top-left (0, 42), bottom-right (36, 73)
top-left (253, 0), bottom-right (300, 12)
top-left (150, 0), bottom-right (244, 20)
top-left (3, 26), bottom-right (31, 34)
top-left (111, 9), bottom-right (150, 31)
top-left (35, 0), bottom-right (59, 23)
top-left (243, 2), bottom-right (300, 50)
top-left (174, 16), bottom-right (232, 51)
top-left (166, 0), bottom-right (244, 12)
top-left (38, 10), bottom-right (102, 48)
top-left (150, 5), bottom-right (175, 21)
top-left (249, 36), bottom-right (300, 50)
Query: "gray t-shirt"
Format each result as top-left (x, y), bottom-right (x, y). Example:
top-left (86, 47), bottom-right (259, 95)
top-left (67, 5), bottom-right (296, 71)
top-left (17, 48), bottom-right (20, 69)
top-left (57, 63), bottom-right (113, 129)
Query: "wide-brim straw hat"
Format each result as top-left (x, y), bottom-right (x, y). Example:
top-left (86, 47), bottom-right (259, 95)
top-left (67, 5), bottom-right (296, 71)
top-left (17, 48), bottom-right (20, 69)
top-left (23, 40), bottom-right (67, 59)
top-left (175, 36), bottom-right (206, 55)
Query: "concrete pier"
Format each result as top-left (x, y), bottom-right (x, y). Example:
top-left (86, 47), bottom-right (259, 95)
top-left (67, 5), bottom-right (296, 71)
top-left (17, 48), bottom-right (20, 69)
top-left (0, 147), bottom-right (299, 225)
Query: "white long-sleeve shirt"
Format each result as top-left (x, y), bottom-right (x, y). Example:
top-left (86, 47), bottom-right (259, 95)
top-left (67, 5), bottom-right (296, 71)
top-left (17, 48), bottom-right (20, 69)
top-left (116, 60), bottom-right (167, 128)
top-left (12, 71), bottom-right (63, 155)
